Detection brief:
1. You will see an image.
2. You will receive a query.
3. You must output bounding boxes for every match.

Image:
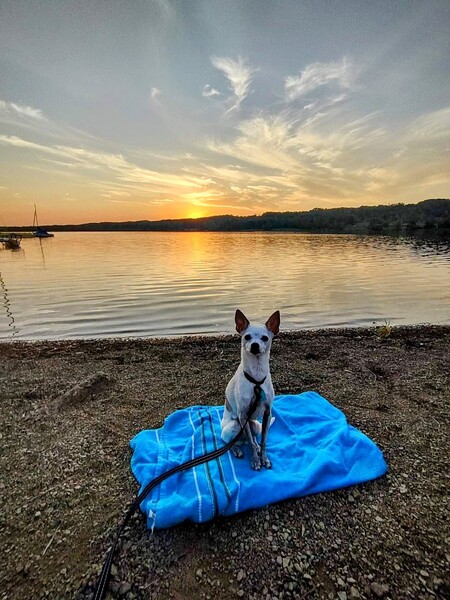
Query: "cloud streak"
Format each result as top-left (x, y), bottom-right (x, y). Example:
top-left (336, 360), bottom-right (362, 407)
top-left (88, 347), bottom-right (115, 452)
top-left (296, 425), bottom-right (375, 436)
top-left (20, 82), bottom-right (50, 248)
top-left (211, 56), bottom-right (254, 111)
top-left (0, 100), bottom-right (45, 121)
top-left (202, 84), bottom-right (221, 98)
top-left (285, 58), bottom-right (352, 101)
top-left (0, 134), bottom-right (212, 200)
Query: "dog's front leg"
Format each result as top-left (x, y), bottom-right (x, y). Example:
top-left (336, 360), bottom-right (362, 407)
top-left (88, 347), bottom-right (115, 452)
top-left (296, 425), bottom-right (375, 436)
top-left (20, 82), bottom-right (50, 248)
top-left (259, 406), bottom-right (272, 469)
top-left (239, 413), bottom-right (261, 470)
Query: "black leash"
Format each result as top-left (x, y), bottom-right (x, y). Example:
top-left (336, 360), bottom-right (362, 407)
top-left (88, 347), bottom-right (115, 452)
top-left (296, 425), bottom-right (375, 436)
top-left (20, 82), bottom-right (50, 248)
top-left (93, 380), bottom-right (264, 600)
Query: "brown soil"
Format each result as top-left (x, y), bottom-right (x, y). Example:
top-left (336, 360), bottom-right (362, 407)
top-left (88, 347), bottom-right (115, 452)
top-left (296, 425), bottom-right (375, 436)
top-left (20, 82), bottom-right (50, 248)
top-left (0, 326), bottom-right (449, 600)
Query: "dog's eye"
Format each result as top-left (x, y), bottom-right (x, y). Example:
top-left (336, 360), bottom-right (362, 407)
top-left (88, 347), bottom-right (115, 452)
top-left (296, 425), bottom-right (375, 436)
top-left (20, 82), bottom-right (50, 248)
top-left (244, 334), bottom-right (252, 341)
top-left (261, 335), bottom-right (269, 342)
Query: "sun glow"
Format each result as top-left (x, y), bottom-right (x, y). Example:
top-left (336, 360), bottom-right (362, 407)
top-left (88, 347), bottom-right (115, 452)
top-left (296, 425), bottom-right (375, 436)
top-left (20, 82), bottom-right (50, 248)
top-left (186, 210), bottom-right (206, 220)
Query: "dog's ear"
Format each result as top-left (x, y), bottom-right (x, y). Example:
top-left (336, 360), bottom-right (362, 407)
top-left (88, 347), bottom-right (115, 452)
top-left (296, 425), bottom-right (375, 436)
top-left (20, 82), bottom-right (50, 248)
top-left (235, 309), bottom-right (250, 333)
top-left (265, 310), bottom-right (280, 335)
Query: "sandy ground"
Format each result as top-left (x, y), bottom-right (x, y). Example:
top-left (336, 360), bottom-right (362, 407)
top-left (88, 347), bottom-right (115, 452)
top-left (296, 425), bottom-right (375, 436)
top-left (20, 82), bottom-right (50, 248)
top-left (0, 326), bottom-right (449, 600)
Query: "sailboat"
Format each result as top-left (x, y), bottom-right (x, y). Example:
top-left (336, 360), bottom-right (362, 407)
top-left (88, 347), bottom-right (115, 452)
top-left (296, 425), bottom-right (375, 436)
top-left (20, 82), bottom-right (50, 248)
top-left (32, 204), bottom-right (54, 238)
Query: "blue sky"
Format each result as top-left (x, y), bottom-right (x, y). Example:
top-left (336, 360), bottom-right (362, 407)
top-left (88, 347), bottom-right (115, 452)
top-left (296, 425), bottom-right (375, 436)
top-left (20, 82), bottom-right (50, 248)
top-left (0, 0), bottom-right (449, 225)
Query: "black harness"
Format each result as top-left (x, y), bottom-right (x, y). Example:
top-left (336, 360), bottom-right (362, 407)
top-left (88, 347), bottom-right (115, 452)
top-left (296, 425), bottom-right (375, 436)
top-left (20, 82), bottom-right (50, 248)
top-left (93, 375), bottom-right (266, 600)
top-left (243, 370), bottom-right (266, 406)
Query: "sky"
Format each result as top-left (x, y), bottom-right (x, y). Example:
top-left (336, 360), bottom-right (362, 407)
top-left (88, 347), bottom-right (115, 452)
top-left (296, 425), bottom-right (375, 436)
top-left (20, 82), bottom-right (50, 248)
top-left (0, 0), bottom-right (449, 226)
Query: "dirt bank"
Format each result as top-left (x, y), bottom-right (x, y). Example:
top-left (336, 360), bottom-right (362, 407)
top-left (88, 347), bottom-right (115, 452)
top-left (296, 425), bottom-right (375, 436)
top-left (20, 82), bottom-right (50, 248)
top-left (0, 326), bottom-right (449, 600)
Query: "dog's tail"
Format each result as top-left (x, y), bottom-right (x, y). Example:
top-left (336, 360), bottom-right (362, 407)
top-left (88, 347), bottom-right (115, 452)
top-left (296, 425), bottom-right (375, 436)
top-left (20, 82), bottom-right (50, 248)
top-left (250, 417), bottom-right (275, 437)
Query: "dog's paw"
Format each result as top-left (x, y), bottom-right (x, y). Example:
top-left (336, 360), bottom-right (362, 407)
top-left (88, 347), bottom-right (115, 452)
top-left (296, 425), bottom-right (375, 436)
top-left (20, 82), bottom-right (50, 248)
top-left (251, 456), bottom-right (261, 470)
top-left (261, 454), bottom-right (272, 469)
top-left (232, 445), bottom-right (243, 458)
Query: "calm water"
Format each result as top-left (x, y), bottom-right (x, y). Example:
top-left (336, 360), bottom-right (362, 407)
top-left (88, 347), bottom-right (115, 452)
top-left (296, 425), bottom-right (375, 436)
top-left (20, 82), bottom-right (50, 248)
top-left (0, 231), bottom-right (449, 340)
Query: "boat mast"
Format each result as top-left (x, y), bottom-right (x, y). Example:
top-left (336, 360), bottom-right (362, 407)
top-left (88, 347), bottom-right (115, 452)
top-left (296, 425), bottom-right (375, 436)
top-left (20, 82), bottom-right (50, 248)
top-left (33, 204), bottom-right (39, 228)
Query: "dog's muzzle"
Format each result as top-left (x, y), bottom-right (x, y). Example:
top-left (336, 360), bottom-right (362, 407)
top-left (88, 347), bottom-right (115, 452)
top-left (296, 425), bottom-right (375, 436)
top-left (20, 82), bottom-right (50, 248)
top-left (250, 342), bottom-right (261, 355)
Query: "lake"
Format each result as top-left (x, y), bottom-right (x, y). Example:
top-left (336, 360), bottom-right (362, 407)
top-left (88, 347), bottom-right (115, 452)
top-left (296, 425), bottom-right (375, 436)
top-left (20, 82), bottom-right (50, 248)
top-left (0, 231), bottom-right (449, 340)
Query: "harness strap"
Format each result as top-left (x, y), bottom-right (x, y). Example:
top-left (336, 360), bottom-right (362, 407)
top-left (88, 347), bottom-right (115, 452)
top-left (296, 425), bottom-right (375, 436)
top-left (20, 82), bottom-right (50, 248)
top-left (243, 371), bottom-right (266, 387)
top-left (244, 370), bottom-right (266, 408)
top-left (93, 394), bottom-right (260, 600)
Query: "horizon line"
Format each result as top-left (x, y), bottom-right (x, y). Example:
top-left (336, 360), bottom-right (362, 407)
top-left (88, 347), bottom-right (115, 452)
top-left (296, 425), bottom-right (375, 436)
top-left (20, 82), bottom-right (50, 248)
top-left (4, 198), bottom-right (449, 229)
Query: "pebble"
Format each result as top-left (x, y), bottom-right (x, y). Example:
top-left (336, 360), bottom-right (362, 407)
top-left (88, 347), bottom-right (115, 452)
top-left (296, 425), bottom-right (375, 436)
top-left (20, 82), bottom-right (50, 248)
top-left (370, 582), bottom-right (389, 597)
top-left (118, 581), bottom-right (131, 596)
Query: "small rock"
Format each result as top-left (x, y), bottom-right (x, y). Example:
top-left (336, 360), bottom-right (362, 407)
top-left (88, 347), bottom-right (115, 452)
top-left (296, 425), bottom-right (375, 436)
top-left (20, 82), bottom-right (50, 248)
top-left (370, 582), bottom-right (389, 597)
top-left (337, 592), bottom-right (347, 600)
top-left (237, 569), bottom-right (244, 581)
top-left (349, 587), bottom-right (360, 599)
top-left (118, 581), bottom-right (131, 596)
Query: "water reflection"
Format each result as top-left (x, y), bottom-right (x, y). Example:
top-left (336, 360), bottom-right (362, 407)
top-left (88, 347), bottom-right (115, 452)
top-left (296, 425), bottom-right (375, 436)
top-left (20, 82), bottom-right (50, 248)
top-left (397, 236), bottom-right (450, 260)
top-left (0, 270), bottom-right (19, 337)
top-left (38, 238), bottom-right (47, 269)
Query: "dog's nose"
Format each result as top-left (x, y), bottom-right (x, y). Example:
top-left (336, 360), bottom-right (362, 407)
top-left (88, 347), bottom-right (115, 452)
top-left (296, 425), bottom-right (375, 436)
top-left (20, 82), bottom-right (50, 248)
top-left (250, 342), bottom-right (260, 355)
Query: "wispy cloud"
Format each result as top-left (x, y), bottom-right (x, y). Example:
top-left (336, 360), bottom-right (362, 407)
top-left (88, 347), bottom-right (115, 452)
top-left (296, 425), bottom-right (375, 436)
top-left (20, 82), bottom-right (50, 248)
top-left (202, 87), bottom-right (450, 209)
top-left (0, 98), bottom-right (101, 145)
top-left (0, 134), bottom-right (59, 153)
top-left (405, 105), bottom-right (450, 141)
top-left (0, 134), bottom-right (212, 197)
top-left (0, 100), bottom-right (45, 121)
top-left (211, 56), bottom-right (254, 111)
top-left (202, 84), bottom-right (221, 98)
top-left (285, 58), bottom-right (352, 101)
top-left (150, 87), bottom-right (161, 100)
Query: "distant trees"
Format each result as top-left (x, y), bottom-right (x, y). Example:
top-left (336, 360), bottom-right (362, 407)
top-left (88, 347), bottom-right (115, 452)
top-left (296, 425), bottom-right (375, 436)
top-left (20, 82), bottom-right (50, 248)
top-left (8, 198), bottom-right (450, 235)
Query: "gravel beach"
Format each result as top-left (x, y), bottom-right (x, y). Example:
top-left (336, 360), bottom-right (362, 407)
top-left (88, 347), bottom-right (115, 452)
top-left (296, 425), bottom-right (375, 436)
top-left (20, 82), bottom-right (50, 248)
top-left (0, 326), bottom-right (449, 600)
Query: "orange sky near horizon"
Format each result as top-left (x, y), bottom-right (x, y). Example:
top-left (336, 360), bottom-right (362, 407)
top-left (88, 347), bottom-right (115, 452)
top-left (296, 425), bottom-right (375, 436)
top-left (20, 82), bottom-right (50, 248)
top-left (1, 192), bottom-right (447, 228)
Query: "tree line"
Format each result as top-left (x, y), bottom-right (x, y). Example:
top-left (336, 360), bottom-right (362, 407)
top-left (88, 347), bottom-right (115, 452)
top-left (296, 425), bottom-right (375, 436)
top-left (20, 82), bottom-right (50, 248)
top-left (9, 198), bottom-right (450, 234)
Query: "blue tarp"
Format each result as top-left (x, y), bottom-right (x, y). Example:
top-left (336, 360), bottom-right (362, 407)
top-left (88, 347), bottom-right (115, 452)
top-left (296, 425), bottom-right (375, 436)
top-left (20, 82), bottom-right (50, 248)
top-left (130, 392), bottom-right (387, 529)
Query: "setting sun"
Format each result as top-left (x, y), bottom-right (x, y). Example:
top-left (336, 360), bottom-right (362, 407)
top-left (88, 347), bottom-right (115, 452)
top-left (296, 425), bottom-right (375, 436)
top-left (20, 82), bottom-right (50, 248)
top-left (186, 210), bottom-right (206, 220)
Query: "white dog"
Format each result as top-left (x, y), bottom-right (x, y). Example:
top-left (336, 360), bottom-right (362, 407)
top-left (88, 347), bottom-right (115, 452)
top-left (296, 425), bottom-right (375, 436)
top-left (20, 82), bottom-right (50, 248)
top-left (221, 309), bottom-right (280, 470)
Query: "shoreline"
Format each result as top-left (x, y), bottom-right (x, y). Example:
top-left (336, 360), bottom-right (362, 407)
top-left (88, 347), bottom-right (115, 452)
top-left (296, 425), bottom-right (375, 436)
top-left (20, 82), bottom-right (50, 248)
top-left (1, 325), bottom-right (449, 599)
top-left (2, 322), bottom-right (449, 344)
